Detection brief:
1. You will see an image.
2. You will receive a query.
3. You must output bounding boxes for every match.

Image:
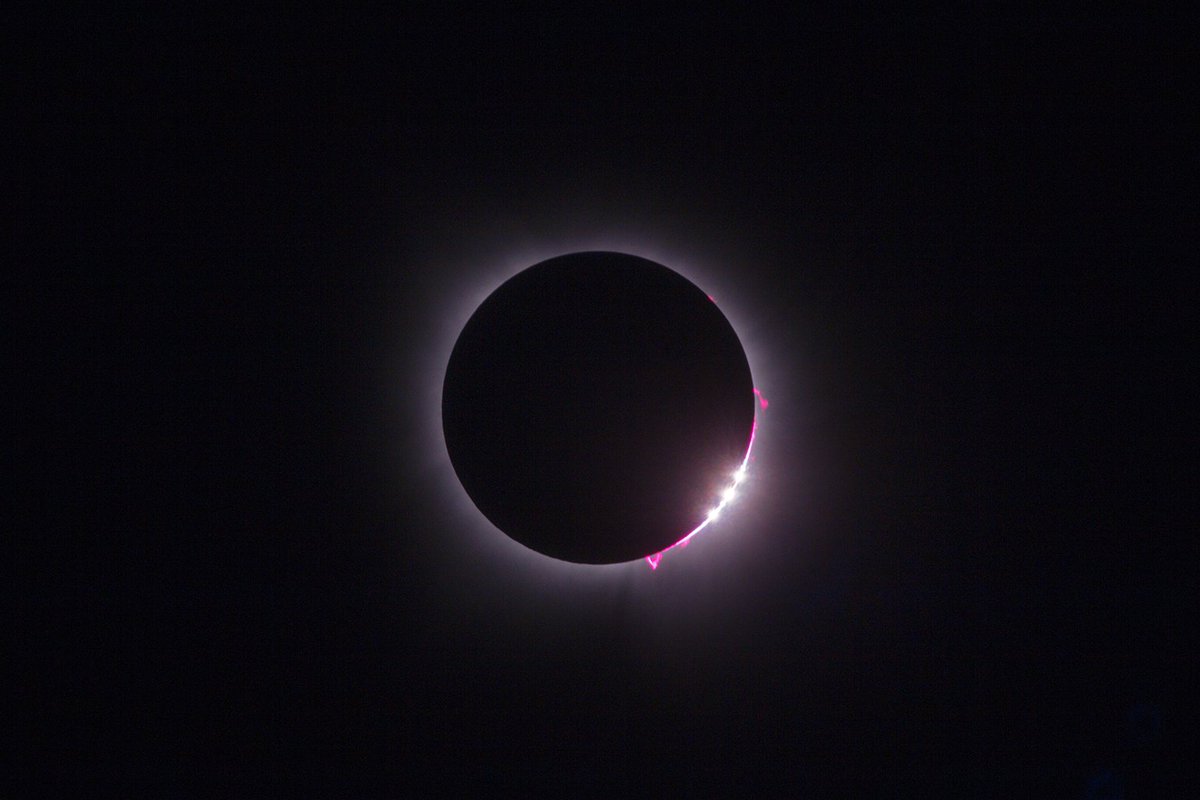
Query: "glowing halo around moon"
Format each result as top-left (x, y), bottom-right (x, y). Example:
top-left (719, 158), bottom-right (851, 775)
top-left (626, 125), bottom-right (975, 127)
top-left (399, 231), bottom-right (781, 578)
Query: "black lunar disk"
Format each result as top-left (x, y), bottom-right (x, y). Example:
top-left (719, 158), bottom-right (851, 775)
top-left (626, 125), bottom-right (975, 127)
top-left (441, 252), bottom-right (755, 564)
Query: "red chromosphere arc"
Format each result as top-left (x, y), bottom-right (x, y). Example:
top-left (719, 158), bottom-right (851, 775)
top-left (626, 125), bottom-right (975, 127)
top-left (645, 387), bottom-right (769, 569)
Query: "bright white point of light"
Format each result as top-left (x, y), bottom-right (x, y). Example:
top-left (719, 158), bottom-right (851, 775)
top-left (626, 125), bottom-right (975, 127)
top-left (645, 392), bottom-right (765, 570)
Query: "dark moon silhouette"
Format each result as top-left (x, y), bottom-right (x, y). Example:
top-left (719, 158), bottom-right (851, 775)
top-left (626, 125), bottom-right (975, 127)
top-left (441, 252), bottom-right (755, 564)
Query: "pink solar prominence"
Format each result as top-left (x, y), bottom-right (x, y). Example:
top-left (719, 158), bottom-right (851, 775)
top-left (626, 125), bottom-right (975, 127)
top-left (645, 387), bottom-right (768, 569)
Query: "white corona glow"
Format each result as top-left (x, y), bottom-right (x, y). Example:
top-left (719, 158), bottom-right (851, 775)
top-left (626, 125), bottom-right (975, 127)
top-left (722, 487), bottom-right (737, 503)
top-left (401, 218), bottom-right (785, 583)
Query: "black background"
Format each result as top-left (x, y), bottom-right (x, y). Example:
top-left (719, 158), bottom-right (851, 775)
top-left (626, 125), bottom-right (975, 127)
top-left (10, 8), bottom-right (1193, 796)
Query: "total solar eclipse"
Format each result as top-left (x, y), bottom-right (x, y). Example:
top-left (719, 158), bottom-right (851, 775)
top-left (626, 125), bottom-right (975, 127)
top-left (441, 251), bottom-right (757, 566)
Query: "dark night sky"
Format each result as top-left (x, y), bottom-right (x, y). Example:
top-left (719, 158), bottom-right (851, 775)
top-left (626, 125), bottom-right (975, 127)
top-left (10, 8), bottom-right (1193, 797)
